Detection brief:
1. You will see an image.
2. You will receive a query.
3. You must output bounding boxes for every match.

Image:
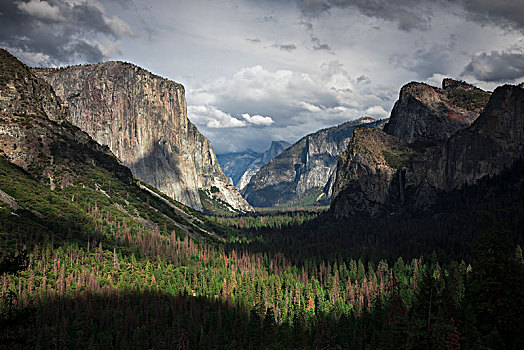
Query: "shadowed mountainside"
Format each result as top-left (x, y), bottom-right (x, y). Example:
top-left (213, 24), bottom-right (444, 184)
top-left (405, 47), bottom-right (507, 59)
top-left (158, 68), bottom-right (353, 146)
top-left (331, 80), bottom-right (522, 218)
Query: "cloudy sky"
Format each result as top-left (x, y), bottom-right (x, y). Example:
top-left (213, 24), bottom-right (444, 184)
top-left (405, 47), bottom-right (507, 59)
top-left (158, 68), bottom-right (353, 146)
top-left (2, 0), bottom-right (524, 153)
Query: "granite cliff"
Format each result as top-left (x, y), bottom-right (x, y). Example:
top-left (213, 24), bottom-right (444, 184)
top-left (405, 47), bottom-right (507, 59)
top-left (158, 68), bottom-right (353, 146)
top-left (0, 49), bottom-right (132, 187)
top-left (34, 62), bottom-right (251, 213)
top-left (330, 127), bottom-right (413, 217)
top-left (217, 140), bottom-right (290, 191)
top-left (384, 79), bottom-right (490, 143)
top-left (0, 48), bottom-right (227, 249)
top-left (242, 117), bottom-right (385, 207)
top-left (331, 80), bottom-right (523, 218)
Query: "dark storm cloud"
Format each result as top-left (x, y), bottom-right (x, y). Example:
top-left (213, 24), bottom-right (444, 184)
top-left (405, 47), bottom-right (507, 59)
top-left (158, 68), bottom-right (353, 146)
top-left (272, 43), bottom-right (297, 52)
top-left (297, 0), bottom-right (329, 17)
top-left (296, 0), bottom-right (524, 32)
top-left (461, 0), bottom-right (524, 31)
top-left (69, 3), bottom-right (119, 37)
top-left (388, 33), bottom-right (457, 79)
top-left (297, 0), bottom-right (431, 31)
top-left (0, 0), bottom-right (133, 66)
top-left (311, 34), bottom-right (330, 51)
top-left (462, 51), bottom-right (524, 82)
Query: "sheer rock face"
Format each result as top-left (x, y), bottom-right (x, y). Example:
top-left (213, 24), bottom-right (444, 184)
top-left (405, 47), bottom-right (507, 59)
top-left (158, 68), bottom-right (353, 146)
top-left (384, 79), bottom-right (490, 143)
top-left (330, 83), bottom-right (524, 217)
top-left (242, 117), bottom-right (383, 207)
top-left (439, 85), bottom-right (524, 189)
top-left (0, 49), bottom-right (132, 187)
top-left (34, 62), bottom-right (251, 212)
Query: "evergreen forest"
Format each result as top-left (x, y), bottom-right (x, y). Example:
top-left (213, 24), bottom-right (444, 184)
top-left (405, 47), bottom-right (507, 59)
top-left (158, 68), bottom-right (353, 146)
top-left (1, 148), bottom-right (523, 349)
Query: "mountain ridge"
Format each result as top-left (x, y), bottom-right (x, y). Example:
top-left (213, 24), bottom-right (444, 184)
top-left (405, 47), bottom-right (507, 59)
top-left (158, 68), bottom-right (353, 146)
top-left (383, 78), bottom-right (490, 143)
top-left (0, 47), bottom-right (224, 244)
top-left (330, 80), bottom-right (522, 218)
top-left (218, 140), bottom-right (291, 191)
top-left (0, 49), bottom-right (132, 187)
top-left (242, 117), bottom-right (386, 207)
top-left (33, 61), bottom-right (252, 213)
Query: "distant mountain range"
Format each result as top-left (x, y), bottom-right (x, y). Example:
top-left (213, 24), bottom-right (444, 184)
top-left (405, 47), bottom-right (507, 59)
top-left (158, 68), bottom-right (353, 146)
top-left (217, 140), bottom-right (290, 190)
top-left (241, 117), bottom-right (387, 207)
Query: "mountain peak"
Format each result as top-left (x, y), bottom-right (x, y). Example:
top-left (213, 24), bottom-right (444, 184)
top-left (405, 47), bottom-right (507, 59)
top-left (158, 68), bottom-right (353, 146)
top-left (331, 82), bottom-right (524, 218)
top-left (265, 141), bottom-right (291, 159)
top-left (442, 78), bottom-right (483, 92)
top-left (0, 49), bottom-right (132, 186)
top-left (218, 140), bottom-right (291, 191)
top-left (270, 140), bottom-right (290, 148)
top-left (34, 58), bottom-right (251, 213)
top-left (384, 79), bottom-right (490, 143)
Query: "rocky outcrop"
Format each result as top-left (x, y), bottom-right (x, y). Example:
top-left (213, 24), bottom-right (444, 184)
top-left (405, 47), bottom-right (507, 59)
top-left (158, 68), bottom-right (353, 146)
top-left (384, 79), bottom-right (490, 143)
top-left (0, 52), bottom-right (67, 123)
top-left (330, 127), bottom-right (414, 217)
top-left (34, 62), bottom-right (251, 212)
top-left (0, 49), bottom-right (132, 187)
top-left (218, 140), bottom-right (291, 191)
top-left (242, 117), bottom-right (384, 207)
top-left (425, 84), bottom-right (524, 191)
top-left (330, 82), bottom-right (523, 218)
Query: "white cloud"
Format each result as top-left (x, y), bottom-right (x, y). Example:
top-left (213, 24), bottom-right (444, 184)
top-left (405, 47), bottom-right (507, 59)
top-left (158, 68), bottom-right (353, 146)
top-left (425, 73), bottom-right (448, 88)
top-left (5, 0), bottom-right (134, 66)
top-left (17, 0), bottom-right (64, 22)
top-left (5, 47), bottom-right (53, 67)
top-left (8, 0), bottom-right (522, 153)
top-left (299, 101), bottom-right (322, 112)
top-left (190, 63), bottom-right (387, 127)
top-left (242, 113), bottom-right (275, 126)
top-left (188, 105), bottom-right (246, 128)
top-left (105, 15), bottom-right (135, 38)
top-left (186, 62), bottom-right (394, 152)
top-left (364, 105), bottom-right (389, 118)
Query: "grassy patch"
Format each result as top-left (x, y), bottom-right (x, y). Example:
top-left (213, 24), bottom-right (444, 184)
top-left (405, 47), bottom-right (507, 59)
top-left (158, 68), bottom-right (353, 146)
top-left (382, 149), bottom-right (412, 169)
top-left (448, 89), bottom-right (490, 111)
